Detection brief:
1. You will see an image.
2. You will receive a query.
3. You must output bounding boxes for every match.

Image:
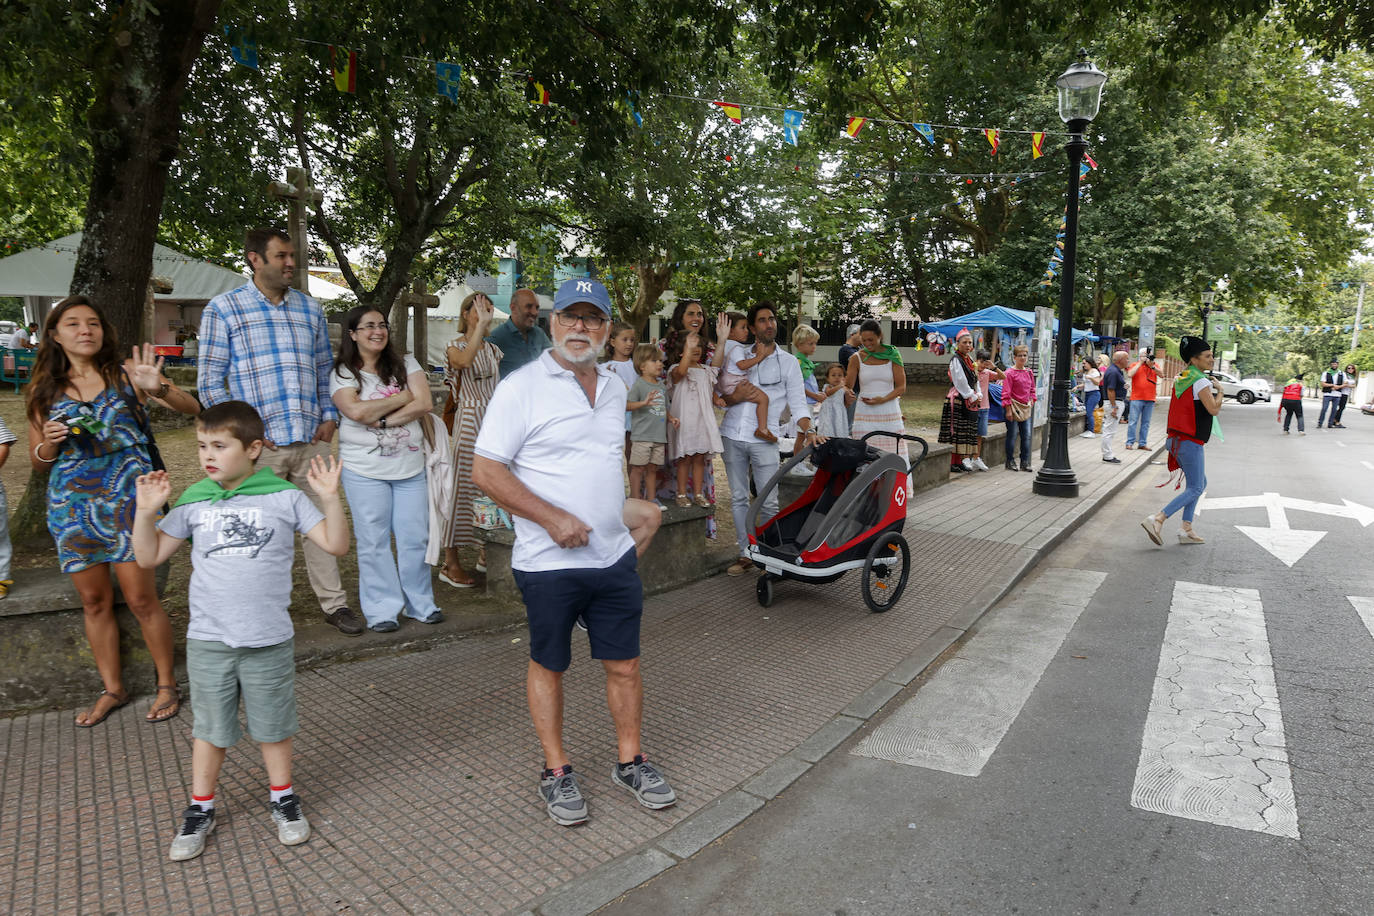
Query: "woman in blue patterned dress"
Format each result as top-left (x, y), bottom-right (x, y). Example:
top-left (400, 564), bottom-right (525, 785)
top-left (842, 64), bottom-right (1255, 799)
top-left (27, 297), bottom-right (200, 727)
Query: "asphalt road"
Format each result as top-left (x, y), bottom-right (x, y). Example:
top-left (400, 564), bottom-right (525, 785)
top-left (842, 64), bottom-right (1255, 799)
top-left (599, 400), bottom-right (1374, 916)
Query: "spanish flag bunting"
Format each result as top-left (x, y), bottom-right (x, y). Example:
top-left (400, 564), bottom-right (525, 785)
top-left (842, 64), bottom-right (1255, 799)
top-left (1031, 131), bottom-right (1045, 159)
top-left (330, 46), bottom-right (357, 93)
top-left (530, 81), bottom-right (551, 105)
top-left (714, 101), bottom-right (743, 123)
top-left (984, 128), bottom-right (1000, 156)
top-left (846, 116), bottom-right (867, 138)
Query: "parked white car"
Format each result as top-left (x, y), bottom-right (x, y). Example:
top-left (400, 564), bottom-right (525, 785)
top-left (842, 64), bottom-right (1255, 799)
top-left (1206, 370), bottom-right (1271, 404)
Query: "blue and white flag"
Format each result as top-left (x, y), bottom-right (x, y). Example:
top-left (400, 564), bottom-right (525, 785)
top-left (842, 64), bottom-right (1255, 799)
top-left (224, 25), bottom-right (259, 70)
top-left (912, 122), bottom-right (935, 145)
top-left (782, 109), bottom-right (805, 146)
top-left (435, 62), bottom-right (462, 102)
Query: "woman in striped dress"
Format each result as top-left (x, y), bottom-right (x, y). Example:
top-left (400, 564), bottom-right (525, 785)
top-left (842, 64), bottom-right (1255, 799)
top-left (440, 293), bottom-right (502, 587)
top-left (847, 319), bottom-right (910, 472)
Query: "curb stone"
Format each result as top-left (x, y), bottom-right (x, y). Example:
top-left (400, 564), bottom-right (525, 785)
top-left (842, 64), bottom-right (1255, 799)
top-left (516, 443), bottom-right (1165, 916)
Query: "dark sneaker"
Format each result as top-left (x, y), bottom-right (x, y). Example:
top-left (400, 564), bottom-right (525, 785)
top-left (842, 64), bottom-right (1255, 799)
top-left (611, 755), bottom-right (677, 810)
top-left (417, 611), bottom-right (444, 625)
top-left (169, 805), bottom-right (216, 861)
top-left (539, 766), bottom-right (588, 826)
top-left (325, 606), bottom-right (364, 636)
top-left (270, 793), bottom-right (310, 846)
top-left (369, 620), bottom-right (399, 633)
top-left (575, 615), bottom-right (589, 632)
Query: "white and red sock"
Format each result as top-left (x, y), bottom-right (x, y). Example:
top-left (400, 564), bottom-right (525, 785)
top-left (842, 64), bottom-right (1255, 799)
top-left (191, 793), bottom-right (215, 812)
top-left (270, 784), bottom-right (293, 803)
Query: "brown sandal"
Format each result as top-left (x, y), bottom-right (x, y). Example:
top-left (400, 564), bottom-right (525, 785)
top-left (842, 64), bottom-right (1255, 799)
top-left (146, 684), bottom-right (181, 722)
top-left (75, 689), bottom-right (130, 728)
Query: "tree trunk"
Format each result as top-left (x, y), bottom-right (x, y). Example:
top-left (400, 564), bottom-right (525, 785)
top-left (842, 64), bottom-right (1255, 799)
top-left (621, 264), bottom-right (675, 338)
top-left (69, 0), bottom-right (222, 351)
top-left (10, 467), bottom-right (54, 553)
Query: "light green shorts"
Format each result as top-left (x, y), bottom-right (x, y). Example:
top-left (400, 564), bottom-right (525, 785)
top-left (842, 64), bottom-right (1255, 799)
top-left (187, 638), bottom-right (298, 748)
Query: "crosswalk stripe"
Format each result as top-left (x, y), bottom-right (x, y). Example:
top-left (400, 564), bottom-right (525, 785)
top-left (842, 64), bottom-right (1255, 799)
top-left (1349, 597), bottom-right (1374, 638)
top-left (1131, 581), bottom-right (1299, 838)
top-left (851, 568), bottom-right (1106, 776)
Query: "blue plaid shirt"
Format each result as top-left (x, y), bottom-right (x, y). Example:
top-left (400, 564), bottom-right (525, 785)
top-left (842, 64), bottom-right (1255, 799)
top-left (198, 283), bottom-right (338, 445)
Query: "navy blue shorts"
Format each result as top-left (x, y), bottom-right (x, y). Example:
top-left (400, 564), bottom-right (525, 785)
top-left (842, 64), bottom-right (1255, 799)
top-left (513, 548), bottom-right (643, 672)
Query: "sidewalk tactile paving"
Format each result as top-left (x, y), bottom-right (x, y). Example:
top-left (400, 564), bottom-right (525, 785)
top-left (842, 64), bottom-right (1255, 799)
top-left (1, 432), bottom-right (1154, 915)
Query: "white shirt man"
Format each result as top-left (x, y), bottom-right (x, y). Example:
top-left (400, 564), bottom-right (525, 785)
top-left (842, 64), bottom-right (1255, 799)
top-left (7, 324), bottom-right (34, 349)
top-left (721, 303), bottom-right (817, 575)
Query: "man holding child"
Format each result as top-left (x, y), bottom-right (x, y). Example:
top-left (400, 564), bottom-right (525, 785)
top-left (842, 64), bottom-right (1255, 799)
top-left (472, 277), bottom-right (677, 827)
top-left (722, 302), bottom-right (820, 577)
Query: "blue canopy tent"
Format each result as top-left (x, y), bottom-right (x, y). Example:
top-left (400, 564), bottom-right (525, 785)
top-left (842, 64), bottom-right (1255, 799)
top-left (922, 305), bottom-right (1094, 343)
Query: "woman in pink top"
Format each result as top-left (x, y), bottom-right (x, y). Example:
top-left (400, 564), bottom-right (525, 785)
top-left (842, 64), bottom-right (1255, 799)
top-left (1001, 344), bottom-right (1037, 471)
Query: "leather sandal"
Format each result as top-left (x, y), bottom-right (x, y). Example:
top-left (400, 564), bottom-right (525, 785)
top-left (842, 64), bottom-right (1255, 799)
top-left (75, 689), bottom-right (130, 728)
top-left (147, 684), bottom-right (181, 722)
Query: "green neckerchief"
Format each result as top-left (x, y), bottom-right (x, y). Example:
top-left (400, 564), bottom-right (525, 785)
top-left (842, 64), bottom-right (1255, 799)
top-left (863, 344), bottom-right (904, 367)
top-left (174, 466), bottom-right (298, 508)
top-left (1174, 365), bottom-right (1224, 442)
top-left (796, 352), bottom-right (817, 380)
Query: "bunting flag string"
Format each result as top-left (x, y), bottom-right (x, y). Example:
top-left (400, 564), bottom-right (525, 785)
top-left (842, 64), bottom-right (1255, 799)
top-left (225, 30), bottom-right (1078, 159)
top-left (1039, 157), bottom-right (1097, 288)
top-left (1231, 324), bottom-right (1356, 334)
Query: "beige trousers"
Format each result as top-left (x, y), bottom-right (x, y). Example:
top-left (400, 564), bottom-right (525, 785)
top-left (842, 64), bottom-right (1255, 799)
top-left (259, 440), bottom-right (347, 614)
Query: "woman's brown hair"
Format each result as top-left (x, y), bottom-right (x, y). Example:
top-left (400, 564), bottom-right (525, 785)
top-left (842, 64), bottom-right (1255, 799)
top-left (26, 296), bottom-right (123, 427)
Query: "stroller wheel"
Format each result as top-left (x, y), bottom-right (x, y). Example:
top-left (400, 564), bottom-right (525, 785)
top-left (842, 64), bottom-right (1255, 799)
top-left (862, 534), bottom-right (910, 613)
top-left (756, 574), bottom-right (775, 608)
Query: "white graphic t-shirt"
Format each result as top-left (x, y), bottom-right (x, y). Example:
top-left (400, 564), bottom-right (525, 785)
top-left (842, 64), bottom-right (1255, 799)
top-left (159, 489), bottom-right (325, 648)
top-left (330, 355), bottom-right (426, 480)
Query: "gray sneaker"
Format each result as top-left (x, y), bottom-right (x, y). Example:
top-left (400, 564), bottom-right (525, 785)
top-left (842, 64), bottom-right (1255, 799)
top-left (169, 805), bottom-right (216, 861)
top-left (270, 794), bottom-right (311, 846)
top-left (539, 767), bottom-right (589, 826)
top-left (611, 756), bottom-right (677, 809)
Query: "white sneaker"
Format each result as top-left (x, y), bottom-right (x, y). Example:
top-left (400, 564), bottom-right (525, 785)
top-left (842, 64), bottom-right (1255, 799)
top-left (1079, 431), bottom-right (1096, 438)
top-left (270, 794), bottom-right (310, 846)
top-left (961, 458), bottom-right (977, 472)
top-left (971, 457), bottom-right (989, 471)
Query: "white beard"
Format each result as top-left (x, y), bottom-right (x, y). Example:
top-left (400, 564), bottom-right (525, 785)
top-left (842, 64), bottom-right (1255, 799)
top-left (555, 333), bottom-right (598, 366)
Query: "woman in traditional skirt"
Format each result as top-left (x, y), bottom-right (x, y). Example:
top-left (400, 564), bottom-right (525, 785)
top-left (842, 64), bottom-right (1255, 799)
top-left (938, 327), bottom-right (982, 473)
top-left (847, 319), bottom-right (909, 474)
top-left (440, 292), bottom-right (502, 587)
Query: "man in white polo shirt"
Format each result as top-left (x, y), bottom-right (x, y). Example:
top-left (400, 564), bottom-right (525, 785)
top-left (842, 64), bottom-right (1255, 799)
top-left (472, 277), bottom-right (677, 828)
top-left (722, 301), bottom-right (822, 577)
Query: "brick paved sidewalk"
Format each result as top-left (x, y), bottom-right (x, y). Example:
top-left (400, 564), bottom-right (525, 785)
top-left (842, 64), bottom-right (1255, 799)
top-left (0, 434), bottom-right (1161, 916)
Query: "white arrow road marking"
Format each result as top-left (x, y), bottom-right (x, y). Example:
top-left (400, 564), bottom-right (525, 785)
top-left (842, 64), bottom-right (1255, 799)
top-left (1281, 496), bottom-right (1374, 527)
top-left (1349, 597), bottom-right (1374, 639)
top-left (1362, 461), bottom-right (1374, 472)
top-left (851, 569), bottom-right (1106, 776)
top-left (1132, 581), bottom-right (1299, 838)
top-left (1234, 493), bottom-right (1326, 566)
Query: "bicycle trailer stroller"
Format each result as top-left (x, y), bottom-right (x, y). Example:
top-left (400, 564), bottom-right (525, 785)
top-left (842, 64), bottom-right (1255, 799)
top-left (744, 431), bottom-right (928, 612)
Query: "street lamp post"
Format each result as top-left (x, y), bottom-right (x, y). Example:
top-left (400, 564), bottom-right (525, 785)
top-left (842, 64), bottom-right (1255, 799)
top-left (1034, 50), bottom-right (1108, 498)
top-left (1200, 286), bottom-right (1217, 346)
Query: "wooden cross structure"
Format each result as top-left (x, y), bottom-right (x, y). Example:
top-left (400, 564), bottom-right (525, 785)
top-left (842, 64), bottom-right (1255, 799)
top-left (393, 280), bottom-right (440, 364)
top-left (267, 166), bottom-right (323, 294)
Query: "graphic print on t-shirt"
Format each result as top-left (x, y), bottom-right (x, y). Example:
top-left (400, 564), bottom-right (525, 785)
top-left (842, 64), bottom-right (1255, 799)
top-left (201, 506), bottom-right (275, 558)
top-left (367, 383), bottom-right (420, 458)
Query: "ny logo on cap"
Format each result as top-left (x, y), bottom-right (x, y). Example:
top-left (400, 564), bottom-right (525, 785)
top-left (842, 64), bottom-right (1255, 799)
top-left (576, 280), bottom-right (593, 293)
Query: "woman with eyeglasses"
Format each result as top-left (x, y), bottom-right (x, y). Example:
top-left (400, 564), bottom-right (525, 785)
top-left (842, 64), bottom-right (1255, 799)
top-left (441, 292), bottom-right (502, 587)
top-left (330, 306), bottom-right (442, 632)
top-left (27, 295), bottom-right (200, 727)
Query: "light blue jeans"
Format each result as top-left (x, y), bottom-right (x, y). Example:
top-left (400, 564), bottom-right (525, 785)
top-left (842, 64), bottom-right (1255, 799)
top-left (341, 468), bottom-right (439, 626)
top-left (1126, 399), bottom-right (1155, 447)
top-left (0, 480), bottom-right (11, 581)
top-left (722, 437), bottom-right (780, 556)
top-left (1162, 438), bottom-right (1206, 523)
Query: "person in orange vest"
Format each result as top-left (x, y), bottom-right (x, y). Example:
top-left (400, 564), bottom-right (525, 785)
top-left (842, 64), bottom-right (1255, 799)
top-left (1277, 374), bottom-right (1305, 435)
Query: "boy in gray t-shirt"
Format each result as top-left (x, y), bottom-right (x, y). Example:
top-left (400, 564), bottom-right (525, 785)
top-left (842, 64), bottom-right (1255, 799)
top-left (625, 344), bottom-right (678, 502)
top-left (133, 401), bottom-right (349, 863)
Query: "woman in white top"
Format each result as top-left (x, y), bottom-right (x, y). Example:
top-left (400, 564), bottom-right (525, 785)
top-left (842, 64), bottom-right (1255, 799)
top-left (846, 319), bottom-right (909, 468)
top-left (1079, 356), bottom-right (1102, 437)
top-left (330, 306), bottom-right (442, 633)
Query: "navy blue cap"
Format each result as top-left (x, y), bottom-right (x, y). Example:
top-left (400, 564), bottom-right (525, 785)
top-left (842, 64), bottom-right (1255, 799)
top-left (553, 278), bottom-right (613, 318)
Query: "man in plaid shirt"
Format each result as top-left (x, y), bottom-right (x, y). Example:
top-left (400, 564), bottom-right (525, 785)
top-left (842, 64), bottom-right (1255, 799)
top-left (198, 228), bottom-right (363, 635)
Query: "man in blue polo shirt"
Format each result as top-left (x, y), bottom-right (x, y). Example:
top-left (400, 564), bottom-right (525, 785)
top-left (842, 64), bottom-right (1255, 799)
top-left (472, 277), bottom-right (677, 828)
top-left (487, 287), bottom-right (552, 380)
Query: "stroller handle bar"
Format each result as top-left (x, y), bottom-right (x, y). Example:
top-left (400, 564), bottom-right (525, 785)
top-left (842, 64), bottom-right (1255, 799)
top-left (744, 432), bottom-right (929, 542)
